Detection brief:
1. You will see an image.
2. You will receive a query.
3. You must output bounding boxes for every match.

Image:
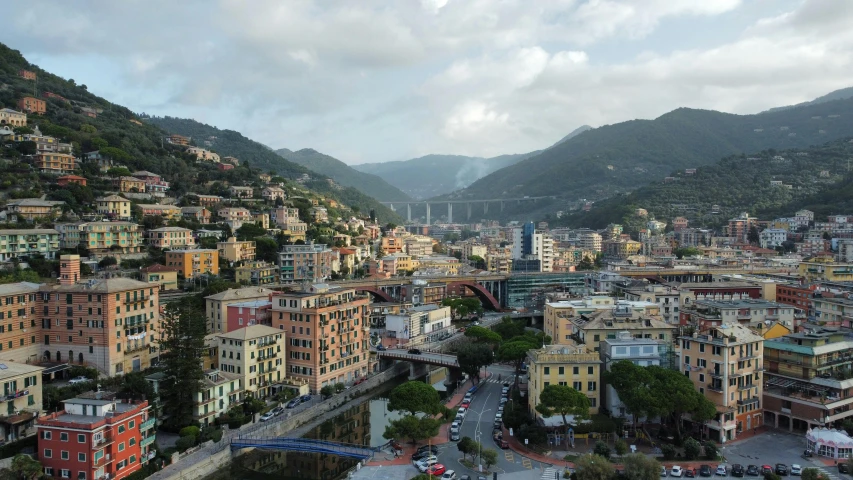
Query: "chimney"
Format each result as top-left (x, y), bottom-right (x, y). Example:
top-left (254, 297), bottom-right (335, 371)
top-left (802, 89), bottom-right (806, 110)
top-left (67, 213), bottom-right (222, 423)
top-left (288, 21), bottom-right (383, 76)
top-left (60, 254), bottom-right (81, 286)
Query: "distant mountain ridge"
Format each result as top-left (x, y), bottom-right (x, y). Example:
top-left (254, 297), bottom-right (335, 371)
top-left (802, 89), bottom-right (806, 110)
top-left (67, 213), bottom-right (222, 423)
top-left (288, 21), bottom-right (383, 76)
top-left (763, 86), bottom-right (853, 113)
top-left (274, 147), bottom-right (411, 202)
top-left (446, 91), bottom-right (853, 204)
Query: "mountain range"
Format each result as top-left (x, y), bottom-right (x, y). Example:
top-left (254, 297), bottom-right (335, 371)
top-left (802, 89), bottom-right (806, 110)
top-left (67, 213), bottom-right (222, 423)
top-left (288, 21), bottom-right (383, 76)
top-left (274, 147), bottom-right (411, 202)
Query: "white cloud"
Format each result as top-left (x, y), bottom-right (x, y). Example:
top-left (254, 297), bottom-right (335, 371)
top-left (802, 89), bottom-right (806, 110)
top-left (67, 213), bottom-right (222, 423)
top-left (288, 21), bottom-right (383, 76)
top-left (2, 0), bottom-right (851, 163)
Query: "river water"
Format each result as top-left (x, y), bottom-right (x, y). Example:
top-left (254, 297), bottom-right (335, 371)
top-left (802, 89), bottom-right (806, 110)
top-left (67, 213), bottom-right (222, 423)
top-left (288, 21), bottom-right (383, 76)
top-left (201, 376), bottom-right (410, 480)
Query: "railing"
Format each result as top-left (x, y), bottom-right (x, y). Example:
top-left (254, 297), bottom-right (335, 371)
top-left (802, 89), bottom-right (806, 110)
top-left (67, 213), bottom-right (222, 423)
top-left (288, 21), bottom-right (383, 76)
top-left (140, 435), bottom-right (156, 448)
top-left (707, 383), bottom-right (724, 393)
top-left (93, 453), bottom-right (113, 467)
top-left (139, 418), bottom-right (155, 432)
top-left (231, 437), bottom-right (378, 460)
top-left (93, 435), bottom-right (115, 447)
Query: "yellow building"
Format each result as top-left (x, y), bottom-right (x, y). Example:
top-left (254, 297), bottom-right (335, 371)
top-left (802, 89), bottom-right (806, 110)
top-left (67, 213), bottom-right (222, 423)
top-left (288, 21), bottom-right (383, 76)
top-left (216, 325), bottom-right (285, 399)
top-left (680, 324), bottom-right (763, 443)
top-left (527, 344), bottom-right (602, 424)
top-left (116, 176), bottom-right (146, 193)
top-left (34, 152), bottom-right (75, 174)
top-left (0, 362), bottom-right (44, 440)
top-left (0, 108), bottom-right (26, 127)
top-left (96, 195), bottom-right (132, 220)
top-left (799, 256), bottom-right (853, 282)
top-left (217, 236), bottom-right (257, 263)
top-left (204, 287), bottom-right (276, 334)
top-left (603, 238), bottom-right (642, 259)
top-left (411, 256), bottom-right (460, 275)
top-left (235, 262), bottom-right (278, 285)
top-left (140, 264), bottom-right (180, 291)
top-left (164, 249), bottom-right (219, 279)
top-left (137, 204), bottom-right (182, 220)
top-left (545, 296), bottom-right (660, 345)
top-left (5, 198), bottom-right (64, 221)
top-left (760, 322), bottom-right (792, 340)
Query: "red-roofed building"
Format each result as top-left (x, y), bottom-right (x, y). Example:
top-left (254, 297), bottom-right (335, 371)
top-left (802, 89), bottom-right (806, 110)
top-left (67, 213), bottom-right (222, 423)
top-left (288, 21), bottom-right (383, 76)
top-left (217, 163), bottom-right (234, 171)
top-left (57, 175), bottom-right (87, 187)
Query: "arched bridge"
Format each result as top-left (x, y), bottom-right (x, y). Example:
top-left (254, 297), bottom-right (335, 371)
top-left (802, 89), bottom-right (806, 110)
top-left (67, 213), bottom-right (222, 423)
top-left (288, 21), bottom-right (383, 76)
top-left (231, 437), bottom-right (379, 460)
top-left (356, 287), bottom-right (395, 303)
top-left (448, 281), bottom-right (501, 311)
top-left (380, 349), bottom-right (459, 368)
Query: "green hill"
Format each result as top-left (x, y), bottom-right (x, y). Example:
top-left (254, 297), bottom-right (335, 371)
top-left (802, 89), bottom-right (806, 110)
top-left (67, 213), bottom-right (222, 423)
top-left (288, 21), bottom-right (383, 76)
top-left (763, 86), bottom-right (853, 113)
top-left (274, 147), bottom-right (411, 202)
top-left (559, 137), bottom-right (853, 234)
top-left (450, 96), bottom-right (853, 203)
top-left (145, 117), bottom-right (400, 221)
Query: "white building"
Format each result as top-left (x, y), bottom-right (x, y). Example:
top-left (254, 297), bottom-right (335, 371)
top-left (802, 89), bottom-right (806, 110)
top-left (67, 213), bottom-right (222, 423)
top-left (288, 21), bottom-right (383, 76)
top-left (384, 305), bottom-right (452, 346)
top-left (760, 228), bottom-right (788, 249)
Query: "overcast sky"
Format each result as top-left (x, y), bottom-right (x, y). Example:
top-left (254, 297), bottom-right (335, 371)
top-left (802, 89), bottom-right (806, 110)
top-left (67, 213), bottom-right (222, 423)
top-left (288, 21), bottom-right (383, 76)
top-left (3, 0), bottom-right (852, 164)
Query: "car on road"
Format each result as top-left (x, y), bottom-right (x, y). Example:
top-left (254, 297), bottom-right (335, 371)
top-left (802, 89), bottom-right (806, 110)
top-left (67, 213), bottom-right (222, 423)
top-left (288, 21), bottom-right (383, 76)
top-left (416, 445), bottom-right (438, 454)
top-left (450, 431), bottom-right (460, 441)
top-left (501, 387), bottom-right (509, 395)
top-left (661, 466), bottom-right (668, 477)
top-left (408, 348), bottom-right (422, 355)
top-left (746, 466), bottom-right (759, 477)
top-left (354, 377), bottom-right (366, 386)
top-left (791, 465), bottom-right (802, 476)
top-left (286, 398), bottom-right (301, 408)
top-left (375, 344), bottom-right (386, 351)
top-left (731, 464), bottom-right (744, 477)
top-left (461, 401), bottom-right (470, 408)
top-left (495, 438), bottom-right (508, 449)
top-left (68, 376), bottom-right (90, 385)
top-left (259, 411), bottom-right (275, 421)
top-left (499, 397), bottom-right (508, 405)
top-left (464, 392), bottom-right (473, 401)
top-left (427, 464), bottom-right (447, 476)
top-left (503, 381), bottom-right (510, 387)
top-left (300, 395), bottom-right (311, 402)
top-left (494, 413), bottom-right (502, 422)
top-left (775, 464), bottom-right (788, 476)
top-left (699, 465), bottom-right (713, 477)
top-left (840, 463), bottom-right (851, 474)
top-left (671, 466), bottom-right (684, 477)
top-left (271, 406), bottom-right (284, 416)
top-left (457, 407), bottom-right (467, 418)
top-left (416, 457), bottom-right (438, 472)
top-left (761, 466), bottom-right (773, 475)
top-left (442, 471), bottom-right (457, 480)
top-left (686, 469), bottom-right (696, 478)
top-left (716, 465), bottom-right (727, 476)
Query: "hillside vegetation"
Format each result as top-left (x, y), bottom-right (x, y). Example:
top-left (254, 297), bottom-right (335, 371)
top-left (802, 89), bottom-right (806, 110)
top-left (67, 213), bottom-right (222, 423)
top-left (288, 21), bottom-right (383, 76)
top-left (146, 117), bottom-right (400, 221)
top-left (274, 147), bottom-right (411, 202)
top-left (451, 94), bottom-right (853, 202)
top-left (559, 137), bottom-right (853, 233)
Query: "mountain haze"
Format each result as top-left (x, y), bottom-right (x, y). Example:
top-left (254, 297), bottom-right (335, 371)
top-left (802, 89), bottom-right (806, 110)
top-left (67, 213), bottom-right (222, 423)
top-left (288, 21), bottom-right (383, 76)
top-left (763, 86), bottom-right (853, 113)
top-left (274, 148), bottom-right (411, 202)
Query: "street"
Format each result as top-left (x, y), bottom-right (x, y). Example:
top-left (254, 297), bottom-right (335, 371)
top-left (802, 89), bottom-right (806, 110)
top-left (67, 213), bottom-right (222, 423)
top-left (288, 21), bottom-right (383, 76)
top-left (717, 432), bottom-right (844, 480)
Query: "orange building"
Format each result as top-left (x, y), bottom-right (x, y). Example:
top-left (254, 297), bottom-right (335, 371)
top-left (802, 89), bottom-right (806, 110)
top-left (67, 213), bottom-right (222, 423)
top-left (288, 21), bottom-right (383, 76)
top-left (115, 177), bottom-right (146, 193)
top-left (164, 249), bottom-right (219, 279)
top-left (167, 134), bottom-right (189, 146)
top-left (35, 153), bottom-right (76, 174)
top-left (18, 70), bottom-right (36, 80)
top-left (43, 92), bottom-right (69, 103)
top-left (37, 394), bottom-right (155, 480)
top-left (17, 96), bottom-right (46, 114)
top-left (57, 175), bottom-right (87, 187)
top-left (0, 282), bottom-right (41, 364)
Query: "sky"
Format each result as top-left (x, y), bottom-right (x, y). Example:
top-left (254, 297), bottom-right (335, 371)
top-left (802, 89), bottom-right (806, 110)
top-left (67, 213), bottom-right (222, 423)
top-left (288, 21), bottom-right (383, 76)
top-left (3, 0), bottom-right (852, 165)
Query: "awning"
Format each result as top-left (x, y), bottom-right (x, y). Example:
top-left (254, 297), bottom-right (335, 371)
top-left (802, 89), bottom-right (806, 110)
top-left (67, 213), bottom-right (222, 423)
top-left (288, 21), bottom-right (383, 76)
top-left (40, 363), bottom-right (71, 375)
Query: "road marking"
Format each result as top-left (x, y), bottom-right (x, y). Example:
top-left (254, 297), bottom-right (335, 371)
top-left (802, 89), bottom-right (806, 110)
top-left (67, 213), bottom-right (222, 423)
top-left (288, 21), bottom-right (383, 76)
top-left (523, 458), bottom-right (533, 469)
top-left (504, 451), bottom-right (514, 462)
top-left (542, 467), bottom-right (558, 479)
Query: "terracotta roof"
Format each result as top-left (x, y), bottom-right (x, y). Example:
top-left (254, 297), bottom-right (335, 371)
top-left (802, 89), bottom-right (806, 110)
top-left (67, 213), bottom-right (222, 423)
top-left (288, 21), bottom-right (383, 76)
top-left (141, 264), bottom-right (180, 273)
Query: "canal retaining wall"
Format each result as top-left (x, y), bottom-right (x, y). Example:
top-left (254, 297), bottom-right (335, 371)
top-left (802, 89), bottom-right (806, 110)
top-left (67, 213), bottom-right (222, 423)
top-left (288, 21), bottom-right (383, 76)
top-left (147, 362), bottom-right (410, 480)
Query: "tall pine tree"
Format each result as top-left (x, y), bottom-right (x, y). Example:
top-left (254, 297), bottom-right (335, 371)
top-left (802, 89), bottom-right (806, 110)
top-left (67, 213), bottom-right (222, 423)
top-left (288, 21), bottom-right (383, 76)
top-left (159, 297), bottom-right (207, 429)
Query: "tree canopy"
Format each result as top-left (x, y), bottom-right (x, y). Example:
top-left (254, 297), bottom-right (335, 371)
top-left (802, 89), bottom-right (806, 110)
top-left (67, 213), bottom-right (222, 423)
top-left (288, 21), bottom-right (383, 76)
top-left (575, 454), bottom-right (615, 480)
top-left (456, 342), bottom-right (494, 384)
top-left (622, 453), bottom-right (662, 480)
top-left (387, 381), bottom-right (442, 416)
top-left (464, 326), bottom-right (502, 344)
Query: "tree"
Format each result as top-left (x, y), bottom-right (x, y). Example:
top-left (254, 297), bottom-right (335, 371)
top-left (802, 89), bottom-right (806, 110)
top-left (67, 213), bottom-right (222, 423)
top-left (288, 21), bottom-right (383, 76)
top-left (255, 237), bottom-right (279, 263)
top-left (674, 246), bottom-right (702, 259)
top-left (10, 454), bottom-right (42, 479)
top-left (661, 443), bottom-right (676, 460)
top-left (456, 342), bottom-right (494, 384)
top-left (464, 326), bottom-right (502, 344)
top-left (387, 381), bottom-right (442, 416)
top-left (98, 256), bottom-right (118, 268)
top-left (801, 468), bottom-right (830, 480)
top-left (442, 297), bottom-right (485, 319)
top-left (320, 385), bottom-right (335, 398)
top-left (703, 441), bottom-right (718, 460)
top-left (159, 297), bottom-right (207, 429)
top-left (622, 453), bottom-right (661, 480)
top-left (576, 256), bottom-right (596, 271)
top-left (593, 440), bottom-right (611, 459)
top-left (235, 222), bottom-right (266, 240)
top-left (481, 448), bottom-right (498, 469)
top-left (683, 437), bottom-right (701, 460)
top-left (535, 384), bottom-right (590, 447)
top-left (747, 225), bottom-right (760, 245)
top-left (614, 438), bottom-right (629, 456)
top-left (493, 316), bottom-right (526, 340)
top-left (382, 415), bottom-right (441, 444)
top-left (457, 436), bottom-right (476, 461)
top-left (496, 340), bottom-right (537, 376)
top-left (575, 454), bottom-right (615, 480)
top-left (467, 255), bottom-right (486, 269)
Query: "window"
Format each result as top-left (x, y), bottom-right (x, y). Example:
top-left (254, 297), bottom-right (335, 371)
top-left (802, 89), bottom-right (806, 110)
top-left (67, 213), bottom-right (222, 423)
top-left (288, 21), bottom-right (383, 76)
top-left (44, 468), bottom-right (53, 476)
top-left (61, 469), bottom-right (70, 479)
top-left (118, 425), bottom-right (126, 434)
top-left (77, 434), bottom-right (85, 443)
top-left (130, 455), bottom-right (137, 464)
top-left (42, 431), bottom-right (51, 440)
top-left (61, 450), bottom-right (69, 460)
top-left (60, 432), bottom-right (68, 442)
top-left (543, 367), bottom-right (550, 375)
top-left (129, 437), bottom-right (136, 446)
top-left (587, 381), bottom-right (597, 391)
top-left (78, 453), bottom-right (86, 462)
top-left (558, 366), bottom-right (564, 375)
top-left (77, 472), bottom-right (86, 480)
top-left (573, 381), bottom-right (582, 390)
top-left (118, 442), bottom-right (125, 452)
top-left (573, 366), bottom-right (579, 375)
top-left (588, 366), bottom-right (594, 375)
top-left (43, 449), bottom-right (52, 458)
top-left (129, 420), bottom-right (135, 428)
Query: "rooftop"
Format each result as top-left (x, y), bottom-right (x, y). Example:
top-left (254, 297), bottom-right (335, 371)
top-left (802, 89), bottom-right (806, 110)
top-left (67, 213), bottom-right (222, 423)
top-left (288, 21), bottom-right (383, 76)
top-left (44, 277), bottom-right (154, 294)
top-left (228, 299), bottom-right (272, 308)
top-left (691, 299), bottom-right (792, 309)
top-left (96, 195), bottom-right (129, 202)
top-left (149, 226), bottom-right (193, 232)
top-left (0, 282), bottom-right (42, 296)
top-left (140, 264), bottom-right (180, 273)
top-left (0, 362), bottom-right (45, 380)
top-left (205, 287), bottom-right (274, 301)
top-left (218, 324), bottom-right (282, 340)
top-left (0, 229), bottom-right (59, 235)
top-left (166, 248), bottom-right (217, 254)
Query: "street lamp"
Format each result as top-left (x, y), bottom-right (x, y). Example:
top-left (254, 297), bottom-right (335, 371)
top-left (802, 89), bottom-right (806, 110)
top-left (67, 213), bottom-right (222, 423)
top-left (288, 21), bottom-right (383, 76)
top-left (473, 406), bottom-right (492, 473)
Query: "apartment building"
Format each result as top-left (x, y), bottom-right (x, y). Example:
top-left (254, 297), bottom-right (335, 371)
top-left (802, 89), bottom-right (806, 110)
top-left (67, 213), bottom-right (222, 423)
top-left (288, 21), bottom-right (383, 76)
top-left (726, 212), bottom-right (757, 243)
top-left (56, 222), bottom-right (144, 255)
top-left (181, 207), bottom-right (211, 224)
top-left (679, 299), bottom-right (801, 331)
top-left (527, 344), bottom-right (602, 424)
top-left (572, 305), bottom-right (674, 353)
top-left (167, 134), bottom-right (189, 146)
top-left (5, 199), bottom-right (64, 222)
top-left (136, 204), bottom-right (181, 221)
top-left (139, 265), bottom-right (179, 291)
top-left (40, 256), bottom-right (160, 375)
top-left (205, 287), bottom-right (275, 334)
top-left (147, 227), bottom-right (195, 249)
top-left (404, 236), bottom-right (434, 257)
top-left (235, 262), bottom-right (278, 286)
top-left (17, 96), bottom-right (46, 114)
top-left (680, 324), bottom-right (764, 443)
top-left (511, 222), bottom-right (555, 272)
top-left (37, 394), bottom-right (155, 480)
top-left (278, 243), bottom-right (334, 283)
top-left (308, 207), bottom-right (328, 223)
top-left (0, 362), bottom-right (44, 441)
top-left (187, 147), bottom-right (220, 162)
top-left (624, 284), bottom-right (681, 324)
top-left (0, 282), bottom-right (42, 364)
top-left (195, 195), bottom-right (224, 207)
top-left (800, 257), bottom-right (853, 283)
top-left (578, 232), bottom-right (603, 253)
top-left (381, 235), bottom-right (404, 255)
top-left (217, 237), bottom-right (256, 263)
top-left (164, 249), bottom-right (219, 279)
top-left (776, 284), bottom-right (817, 317)
top-left (812, 296), bottom-right (853, 328)
top-left (544, 296), bottom-right (659, 345)
top-left (271, 207), bottom-right (300, 227)
top-left (229, 186), bottom-right (254, 199)
top-left (262, 187), bottom-right (286, 202)
top-left (600, 333), bottom-right (672, 421)
top-left (115, 177), bottom-right (146, 193)
top-left (34, 153), bottom-right (75, 174)
top-left (760, 229), bottom-right (788, 249)
top-left (764, 330), bottom-right (853, 431)
top-left (0, 229), bottom-right (60, 261)
top-left (401, 280), bottom-right (446, 306)
top-left (603, 237), bottom-right (642, 259)
top-left (0, 108), bottom-right (26, 127)
top-left (96, 196), bottom-right (132, 221)
top-left (487, 253), bottom-right (513, 274)
top-left (270, 284), bottom-right (370, 392)
top-left (194, 369), bottom-right (242, 427)
top-left (384, 305), bottom-right (451, 346)
top-left (217, 207), bottom-right (251, 230)
top-left (226, 300), bottom-right (272, 332)
top-left (216, 325), bottom-right (285, 399)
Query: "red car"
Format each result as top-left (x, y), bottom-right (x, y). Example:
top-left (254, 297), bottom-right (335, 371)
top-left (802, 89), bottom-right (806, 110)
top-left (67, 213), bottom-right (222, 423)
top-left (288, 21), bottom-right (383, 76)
top-left (461, 401), bottom-right (470, 408)
top-left (427, 464), bottom-right (447, 476)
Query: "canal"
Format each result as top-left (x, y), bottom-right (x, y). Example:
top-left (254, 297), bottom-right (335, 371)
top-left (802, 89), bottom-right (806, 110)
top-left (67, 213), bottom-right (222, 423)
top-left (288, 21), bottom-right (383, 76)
top-left (201, 375), bottom-right (412, 480)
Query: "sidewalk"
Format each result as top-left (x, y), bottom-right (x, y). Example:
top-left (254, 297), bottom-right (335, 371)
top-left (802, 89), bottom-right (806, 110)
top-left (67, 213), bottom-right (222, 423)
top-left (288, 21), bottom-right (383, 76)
top-left (366, 372), bottom-right (493, 466)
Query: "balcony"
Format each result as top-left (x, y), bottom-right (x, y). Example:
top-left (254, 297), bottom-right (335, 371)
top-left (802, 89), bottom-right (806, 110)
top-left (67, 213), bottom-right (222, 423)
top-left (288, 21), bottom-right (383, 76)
top-left (257, 352), bottom-right (278, 361)
top-left (93, 434), bottom-right (115, 448)
top-left (707, 383), bottom-right (724, 393)
top-left (737, 383), bottom-right (756, 391)
top-left (709, 370), bottom-right (724, 378)
top-left (139, 418), bottom-right (155, 432)
top-left (140, 435), bottom-right (156, 448)
top-left (93, 453), bottom-right (113, 468)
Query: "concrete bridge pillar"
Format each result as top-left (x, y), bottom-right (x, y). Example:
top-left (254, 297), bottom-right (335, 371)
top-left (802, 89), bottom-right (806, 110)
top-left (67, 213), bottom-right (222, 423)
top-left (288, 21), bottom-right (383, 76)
top-left (448, 203), bottom-right (453, 223)
top-left (426, 203), bottom-right (431, 225)
top-left (409, 362), bottom-right (429, 380)
top-left (407, 204), bottom-right (412, 222)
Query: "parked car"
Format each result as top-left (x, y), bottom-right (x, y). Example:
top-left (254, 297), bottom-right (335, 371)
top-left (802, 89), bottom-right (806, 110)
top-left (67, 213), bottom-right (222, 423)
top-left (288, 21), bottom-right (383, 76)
top-left (761, 466), bottom-right (773, 476)
top-left (464, 392), bottom-right (473, 401)
top-left (746, 466), bottom-right (759, 477)
top-left (427, 464), bottom-right (447, 476)
top-left (450, 431), bottom-right (460, 441)
top-left (775, 464), bottom-right (788, 476)
top-left (791, 465), bottom-right (802, 476)
top-left (501, 387), bottom-right (509, 395)
top-left (286, 398), bottom-right (300, 408)
top-left (259, 411), bottom-right (275, 422)
top-left (661, 466), bottom-right (668, 477)
top-left (494, 413), bottom-right (502, 422)
top-left (68, 376), bottom-right (90, 385)
top-left (408, 348), bottom-right (422, 355)
top-left (840, 463), bottom-right (850, 474)
top-left (376, 344), bottom-right (386, 351)
top-left (416, 445), bottom-right (438, 454)
top-left (732, 464), bottom-right (744, 477)
top-left (461, 401), bottom-right (470, 408)
top-left (716, 465), bottom-right (727, 476)
top-left (671, 466), bottom-right (684, 477)
top-left (457, 407), bottom-right (467, 418)
top-left (699, 465), bottom-right (713, 477)
top-left (300, 394), bottom-right (311, 402)
top-left (417, 457), bottom-right (439, 472)
top-left (442, 471), bottom-right (458, 480)
top-left (803, 449), bottom-right (813, 458)
top-left (271, 406), bottom-right (284, 416)
top-left (686, 469), bottom-right (696, 478)
top-left (495, 437), bottom-right (508, 449)
top-left (499, 397), bottom-right (508, 405)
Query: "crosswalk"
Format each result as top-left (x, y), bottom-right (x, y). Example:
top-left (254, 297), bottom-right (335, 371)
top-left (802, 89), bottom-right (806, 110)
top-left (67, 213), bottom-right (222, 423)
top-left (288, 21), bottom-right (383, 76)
top-left (483, 375), bottom-right (515, 384)
top-left (814, 466), bottom-right (842, 480)
top-left (541, 467), bottom-right (558, 479)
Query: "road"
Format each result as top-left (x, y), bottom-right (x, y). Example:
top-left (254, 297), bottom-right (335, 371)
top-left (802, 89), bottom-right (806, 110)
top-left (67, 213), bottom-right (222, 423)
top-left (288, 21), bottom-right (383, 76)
top-left (716, 431), bottom-right (843, 480)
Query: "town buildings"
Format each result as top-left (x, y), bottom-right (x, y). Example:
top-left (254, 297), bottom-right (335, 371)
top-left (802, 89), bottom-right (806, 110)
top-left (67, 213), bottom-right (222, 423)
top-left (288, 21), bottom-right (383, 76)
top-left (5, 199), bottom-right (64, 222)
top-left (140, 265), bottom-right (179, 291)
top-left (225, 300), bottom-right (272, 332)
top-left (0, 108), bottom-right (26, 127)
top-left (571, 305), bottom-right (674, 353)
top-left (0, 282), bottom-right (42, 364)
top-left (164, 249), bottom-right (219, 279)
top-left (181, 207), bottom-right (211, 224)
top-left (270, 284), bottom-right (370, 392)
top-left (600, 333), bottom-right (673, 421)
top-left (136, 204), bottom-right (181, 221)
top-left (0, 362), bottom-right (44, 441)
top-left (217, 207), bottom-right (252, 230)
top-left (34, 153), bottom-right (75, 174)
top-left (384, 305), bottom-right (451, 345)
top-left (679, 299), bottom-right (802, 332)
top-left (96, 196), bottom-right (132, 221)
top-left (17, 96), bottom-right (46, 114)
top-left (680, 323), bottom-right (763, 443)
top-left (193, 369), bottom-right (242, 427)
top-left (0, 229), bottom-right (60, 261)
top-left (215, 325), bottom-right (285, 399)
top-left (229, 186), bottom-right (254, 199)
top-left (57, 175), bottom-right (87, 187)
top-left (235, 262), bottom-right (278, 286)
top-left (186, 147), bottom-right (220, 162)
top-left (217, 237), bottom-right (256, 263)
top-left (205, 287), bottom-right (276, 334)
top-left (527, 344), bottom-right (602, 424)
top-left (511, 222), bottom-right (554, 272)
top-left (544, 296), bottom-right (659, 345)
top-left (262, 187), bottom-right (286, 202)
top-left (115, 176), bottom-right (146, 193)
top-left (37, 394), bottom-right (155, 480)
top-left (147, 227), bottom-right (196, 249)
top-left (799, 257), bottom-right (853, 283)
top-left (56, 222), bottom-right (143, 255)
top-left (278, 243), bottom-right (334, 283)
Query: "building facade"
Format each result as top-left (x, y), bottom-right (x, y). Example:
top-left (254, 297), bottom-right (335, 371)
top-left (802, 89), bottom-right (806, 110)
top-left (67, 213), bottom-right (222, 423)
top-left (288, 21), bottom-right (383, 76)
top-left (147, 227), bottom-right (195, 249)
top-left (527, 344), bottom-right (602, 425)
top-left (217, 237), bottom-right (256, 263)
top-left (0, 229), bottom-right (60, 261)
top-left (216, 325), bottom-right (285, 399)
top-left (278, 244), bottom-right (334, 283)
top-left (164, 249), bottom-right (219, 279)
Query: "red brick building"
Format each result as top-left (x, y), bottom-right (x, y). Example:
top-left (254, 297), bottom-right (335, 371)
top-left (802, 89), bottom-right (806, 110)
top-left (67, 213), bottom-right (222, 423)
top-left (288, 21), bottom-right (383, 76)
top-left (776, 283), bottom-right (817, 317)
top-left (17, 96), bottom-right (46, 115)
top-left (37, 393), bottom-right (155, 480)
